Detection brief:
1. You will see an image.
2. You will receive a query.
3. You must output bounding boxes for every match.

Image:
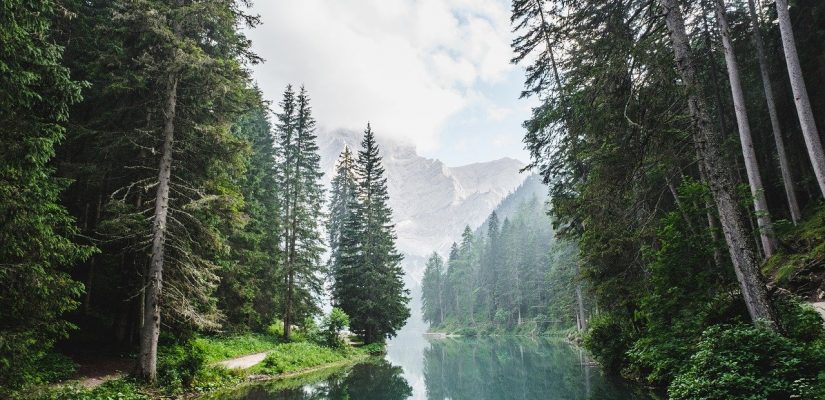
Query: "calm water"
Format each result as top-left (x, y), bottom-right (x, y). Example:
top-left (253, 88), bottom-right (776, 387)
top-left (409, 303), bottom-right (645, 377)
top-left (211, 332), bottom-right (656, 400)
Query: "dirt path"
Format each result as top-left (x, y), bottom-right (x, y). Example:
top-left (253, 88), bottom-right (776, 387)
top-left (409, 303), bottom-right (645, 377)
top-left (69, 355), bottom-right (133, 389)
top-left (216, 352), bottom-right (268, 369)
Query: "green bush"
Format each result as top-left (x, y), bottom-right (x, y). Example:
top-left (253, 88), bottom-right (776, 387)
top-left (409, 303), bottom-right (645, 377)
top-left (669, 324), bottom-right (825, 400)
top-left (583, 313), bottom-right (631, 373)
top-left (776, 298), bottom-right (825, 342)
top-left (455, 327), bottom-right (478, 337)
top-left (157, 340), bottom-right (207, 392)
top-left (23, 379), bottom-right (148, 400)
top-left (360, 342), bottom-right (386, 356)
top-left (267, 319), bottom-right (285, 337)
top-left (301, 316), bottom-right (321, 344)
top-left (321, 308), bottom-right (350, 348)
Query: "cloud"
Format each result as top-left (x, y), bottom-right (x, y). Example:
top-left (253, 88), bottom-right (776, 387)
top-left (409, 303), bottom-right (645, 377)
top-left (245, 0), bottom-right (515, 152)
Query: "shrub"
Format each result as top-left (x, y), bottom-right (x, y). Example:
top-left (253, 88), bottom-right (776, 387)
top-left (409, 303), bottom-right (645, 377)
top-left (301, 316), bottom-right (321, 344)
top-left (267, 319), bottom-right (285, 337)
top-left (360, 342), bottom-right (386, 356)
top-left (669, 324), bottom-right (825, 400)
top-left (157, 340), bottom-right (206, 392)
top-left (22, 379), bottom-right (148, 400)
top-left (776, 297), bottom-right (825, 342)
top-left (583, 313), bottom-right (631, 373)
top-left (455, 327), bottom-right (477, 337)
top-left (321, 308), bottom-right (350, 348)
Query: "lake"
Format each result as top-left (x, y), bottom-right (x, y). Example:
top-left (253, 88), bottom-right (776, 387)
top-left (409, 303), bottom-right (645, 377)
top-left (211, 330), bottom-right (657, 399)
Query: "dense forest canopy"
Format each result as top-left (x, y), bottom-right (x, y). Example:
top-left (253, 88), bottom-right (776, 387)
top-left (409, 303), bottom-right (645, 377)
top-left (0, 0), bottom-right (408, 394)
top-left (509, 0), bottom-right (825, 397)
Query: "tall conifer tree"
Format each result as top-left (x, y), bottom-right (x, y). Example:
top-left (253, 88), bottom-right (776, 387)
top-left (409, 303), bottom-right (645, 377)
top-left (333, 124), bottom-right (409, 343)
top-left (275, 86), bottom-right (325, 340)
top-left (0, 0), bottom-right (94, 387)
top-left (327, 146), bottom-right (358, 284)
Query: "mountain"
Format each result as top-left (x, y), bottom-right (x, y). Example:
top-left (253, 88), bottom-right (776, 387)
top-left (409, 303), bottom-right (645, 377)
top-left (475, 174), bottom-right (548, 235)
top-left (318, 128), bottom-right (529, 336)
top-left (318, 128), bottom-right (528, 264)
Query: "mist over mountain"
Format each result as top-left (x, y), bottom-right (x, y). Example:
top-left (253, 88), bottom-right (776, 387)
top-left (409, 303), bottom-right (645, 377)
top-left (318, 128), bottom-right (528, 265)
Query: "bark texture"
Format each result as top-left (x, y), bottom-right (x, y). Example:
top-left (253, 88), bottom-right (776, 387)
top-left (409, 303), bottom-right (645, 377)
top-left (747, 0), bottom-right (801, 224)
top-left (139, 74), bottom-right (178, 383)
top-left (659, 0), bottom-right (777, 329)
top-left (775, 0), bottom-right (825, 198)
top-left (714, 0), bottom-right (777, 257)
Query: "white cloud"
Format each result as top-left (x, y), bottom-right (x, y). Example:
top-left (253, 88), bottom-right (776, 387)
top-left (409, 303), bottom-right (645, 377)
top-left (245, 0), bottom-right (515, 153)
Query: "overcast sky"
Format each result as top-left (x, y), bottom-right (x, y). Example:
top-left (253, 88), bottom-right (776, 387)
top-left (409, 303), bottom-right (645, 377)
top-left (244, 0), bottom-right (534, 167)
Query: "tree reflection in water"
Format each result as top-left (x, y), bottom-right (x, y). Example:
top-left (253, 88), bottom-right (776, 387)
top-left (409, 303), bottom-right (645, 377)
top-left (230, 359), bottom-right (412, 400)
top-left (422, 337), bottom-right (655, 400)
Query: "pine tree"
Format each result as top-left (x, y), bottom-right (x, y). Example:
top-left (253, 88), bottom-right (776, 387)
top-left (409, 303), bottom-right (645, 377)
top-left (275, 86), bottom-right (326, 341)
top-left (333, 124), bottom-right (410, 343)
top-left (422, 252), bottom-right (446, 326)
top-left (658, 0), bottom-right (776, 329)
top-left (221, 101), bottom-right (282, 330)
top-left (0, 0), bottom-right (94, 387)
top-left (327, 146), bottom-right (358, 286)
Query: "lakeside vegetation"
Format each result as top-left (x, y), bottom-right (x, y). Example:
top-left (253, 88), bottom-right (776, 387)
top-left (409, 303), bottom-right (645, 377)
top-left (505, 0), bottom-right (825, 397)
top-left (1, 0), bottom-right (408, 397)
top-left (15, 325), bottom-right (384, 400)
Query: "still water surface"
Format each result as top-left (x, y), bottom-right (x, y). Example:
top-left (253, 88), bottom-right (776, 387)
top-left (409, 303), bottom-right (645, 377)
top-left (213, 331), bottom-right (656, 400)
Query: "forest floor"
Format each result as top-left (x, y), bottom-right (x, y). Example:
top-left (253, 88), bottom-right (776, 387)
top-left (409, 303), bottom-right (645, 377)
top-left (69, 354), bottom-right (133, 389)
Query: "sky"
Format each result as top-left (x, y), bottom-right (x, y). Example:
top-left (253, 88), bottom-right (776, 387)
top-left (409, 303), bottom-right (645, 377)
top-left (244, 0), bottom-right (535, 167)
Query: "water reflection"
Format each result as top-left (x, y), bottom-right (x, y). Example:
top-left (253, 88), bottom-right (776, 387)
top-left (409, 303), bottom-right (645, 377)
top-left (215, 336), bottom-right (653, 400)
top-left (420, 337), bottom-right (649, 400)
top-left (220, 359), bottom-right (411, 400)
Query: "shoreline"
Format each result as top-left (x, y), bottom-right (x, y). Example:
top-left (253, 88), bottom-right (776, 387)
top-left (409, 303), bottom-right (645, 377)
top-left (189, 353), bottom-right (372, 399)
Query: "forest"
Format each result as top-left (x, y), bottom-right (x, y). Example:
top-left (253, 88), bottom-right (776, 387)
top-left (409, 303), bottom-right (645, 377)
top-left (5, 0), bottom-right (825, 399)
top-left (422, 179), bottom-right (585, 335)
top-left (504, 0), bottom-right (825, 398)
top-left (1, 1), bottom-right (408, 398)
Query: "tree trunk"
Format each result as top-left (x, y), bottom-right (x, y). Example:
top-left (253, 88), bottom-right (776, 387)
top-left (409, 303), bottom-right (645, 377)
top-left (715, 0), bottom-right (777, 257)
top-left (659, 0), bottom-right (777, 330)
top-left (775, 0), bottom-right (825, 198)
top-left (139, 74), bottom-right (178, 384)
top-left (574, 263), bottom-right (587, 332)
top-left (747, 0), bottom-right (801, 224)
top-left (699, 163), bottom-right (726, 269)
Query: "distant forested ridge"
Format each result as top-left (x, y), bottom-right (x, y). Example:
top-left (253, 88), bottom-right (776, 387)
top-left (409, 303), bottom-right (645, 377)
top-left (0, 0), bottom-right (407, 391)
top-left (421, 176), bottom-right (585, 334)
top-left (510, 0), bottom-right (825, 398)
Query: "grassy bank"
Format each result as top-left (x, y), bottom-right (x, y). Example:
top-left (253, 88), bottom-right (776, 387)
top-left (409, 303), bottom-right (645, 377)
top-left (15, 335), bottom-right (383, 400)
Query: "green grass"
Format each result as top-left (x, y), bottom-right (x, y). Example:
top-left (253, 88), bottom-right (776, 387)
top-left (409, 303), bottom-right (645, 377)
top-left (194, 333), bottom-right (281, 363)
top-left (254, 342), bottom-right (369, 375)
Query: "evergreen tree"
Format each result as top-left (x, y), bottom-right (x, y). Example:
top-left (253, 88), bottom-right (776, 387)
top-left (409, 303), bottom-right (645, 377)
top-left (421, 252), bottom-right (446, 326)
top-left (0, 0), bottom-right (94, 388)
top-left (275, 85), bottom-right (326, 341)
top-left (221, 101), bottom-right (282, 330)
top-left (333, 124), bottom-right (410, 343)
top-left (327, 146), bottom-right (358, 285)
